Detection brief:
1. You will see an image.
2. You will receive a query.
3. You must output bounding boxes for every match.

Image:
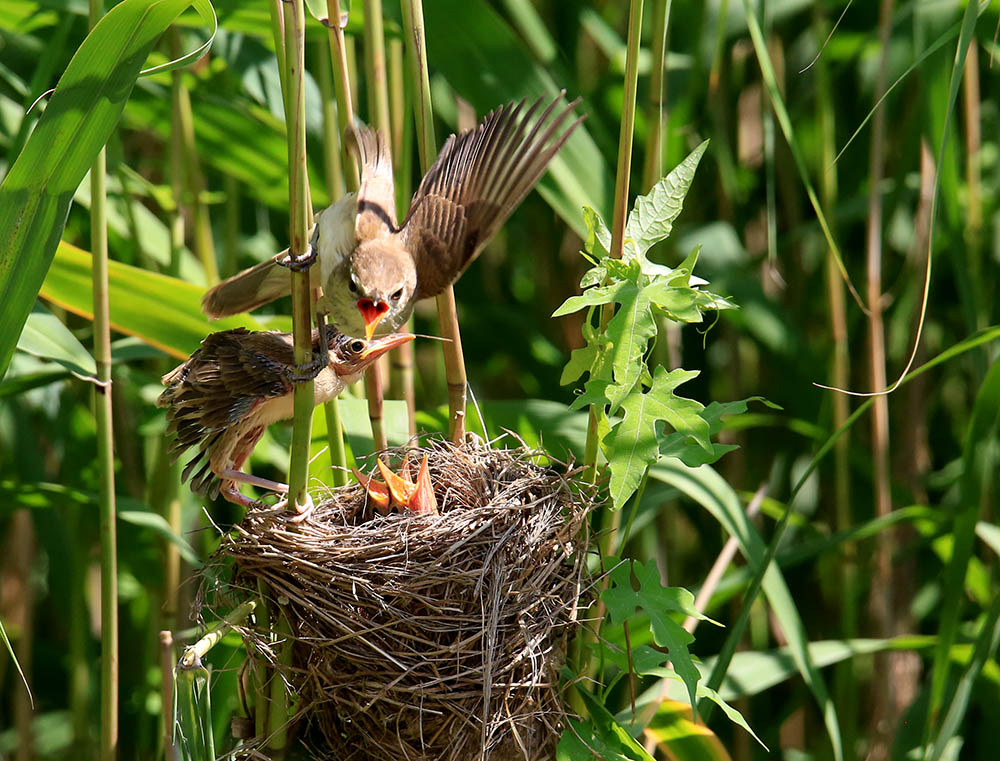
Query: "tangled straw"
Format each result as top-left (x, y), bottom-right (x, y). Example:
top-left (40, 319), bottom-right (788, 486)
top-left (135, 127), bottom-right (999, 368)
top-left (201, 438), bottom-right (595, 760)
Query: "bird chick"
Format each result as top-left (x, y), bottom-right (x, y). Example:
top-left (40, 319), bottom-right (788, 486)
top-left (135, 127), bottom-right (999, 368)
top-left (201, 93), bottom-right (585, 339)
top-left (158, 326), bottom-right (414, 513)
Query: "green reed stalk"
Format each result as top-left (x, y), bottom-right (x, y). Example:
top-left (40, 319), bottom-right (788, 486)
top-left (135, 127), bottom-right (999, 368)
top-left (401, 0), bottom-right (468, 442)
top-left (88, 2), bottom-right (118, 758)
top-left (277, 0), bottom-right (317, 513)
top-left (388, 37), bottom-right (417, 436)
top-left (317, 38), bottom-right (350, 485)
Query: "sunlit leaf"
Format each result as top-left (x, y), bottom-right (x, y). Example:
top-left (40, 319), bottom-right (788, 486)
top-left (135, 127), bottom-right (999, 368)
top-left (16, 303), bottom-right (96, 381)
top-left (0, 0), bottom-right (216, 378)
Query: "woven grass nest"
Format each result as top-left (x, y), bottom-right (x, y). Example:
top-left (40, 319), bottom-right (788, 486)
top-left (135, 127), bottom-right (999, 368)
top-left (209, 437), bottom-right (594, 761)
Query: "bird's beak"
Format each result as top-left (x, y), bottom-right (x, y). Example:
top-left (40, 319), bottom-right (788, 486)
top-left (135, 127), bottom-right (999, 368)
top-left (357, 298), bottom-right (389, 340)
top-left (359, 332), bottom-right (415, 361)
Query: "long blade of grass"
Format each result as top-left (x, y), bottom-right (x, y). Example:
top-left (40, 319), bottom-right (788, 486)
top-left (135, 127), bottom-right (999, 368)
top-left (740, 0), bottom-right (864, 315)
top-left (40, 242), bottom-right (286, 360)
top-left (926, 355), bottom-right (1000, 743)
top-left (0, 0), bottom-right (216, 378)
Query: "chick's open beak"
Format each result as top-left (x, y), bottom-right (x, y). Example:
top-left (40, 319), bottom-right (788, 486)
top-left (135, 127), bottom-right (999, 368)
top-left (357, 298), bottom-right (389, 340)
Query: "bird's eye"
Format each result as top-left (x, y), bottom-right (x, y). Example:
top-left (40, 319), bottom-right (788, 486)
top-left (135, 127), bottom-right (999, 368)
top-left (348, 279), bottom-right (358, 293)
top-left (390, 288), bottom-right (403, 301)
top-left (349, 340), bottom-right (365, 353)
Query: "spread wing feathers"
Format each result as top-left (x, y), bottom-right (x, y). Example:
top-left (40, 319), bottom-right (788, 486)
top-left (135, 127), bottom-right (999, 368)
top-left (158, 328), bottom-right (299, 451)
top-left (402, 92), bottom-right (584, 300)
top-left (348, 124), bottom-right (397, 241)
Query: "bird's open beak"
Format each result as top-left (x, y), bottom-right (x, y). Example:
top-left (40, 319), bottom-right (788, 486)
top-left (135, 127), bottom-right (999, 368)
top-left (359, 332), bottom-right (415, 361)
top-left (357, 298), bottom-right (390, 340)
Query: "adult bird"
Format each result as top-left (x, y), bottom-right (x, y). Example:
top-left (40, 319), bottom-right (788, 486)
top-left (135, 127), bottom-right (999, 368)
top-left (201, 93), bottom-right (584, 339)
top-left (158, 326), bottom-right (414, 514)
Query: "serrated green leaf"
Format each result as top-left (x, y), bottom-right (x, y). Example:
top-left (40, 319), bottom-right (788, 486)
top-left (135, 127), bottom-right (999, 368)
top-left (561, 690), bottom-right (657, 761)
top-left (584, 205), bottom-right (612, 259)
top-left (694, 685), bottom-right (767, 750)
top-left (658, 399), bottom-right (755, 467)
top-left (569, 378), bottom-right (612, 412)
top-left (602, 559), bottom-right (716, 716)
top-left (603, 366), bottom-right (710, 508)
top-left (561, 343), bottom-right (598, 386)
top-left (624, 141), bottom-right (708, 259)
top-left (552, 281), bottom-right (631, 317)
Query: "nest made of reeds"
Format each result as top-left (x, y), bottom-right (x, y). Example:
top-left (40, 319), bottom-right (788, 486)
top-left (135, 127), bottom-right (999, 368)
top-left (202, 437), bottom-right (595, 761)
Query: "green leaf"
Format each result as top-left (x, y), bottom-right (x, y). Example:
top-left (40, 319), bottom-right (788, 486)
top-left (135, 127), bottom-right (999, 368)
top-left (602, 559), bottom-right (717, 714)
top-left (560, 342), bottom-right (599, 386)
top-left (643, 699), bottom-right (733, 761)
top-left (657, 399), bottom-right (758, 467)
top-left (41, 241), bottom-right (285, 360)
top-left (16, 303), bottom-right (96, 381)
top-left (694, 685), bottom-right (766, 750)
top-left (603, 367), bottom-right (710, 508)
top-left (0, 0), bottom-right (215, 378)
top-left (624, 141), bottom-right (708, 259)
top-left (558, 689), bottom-right (656, 761)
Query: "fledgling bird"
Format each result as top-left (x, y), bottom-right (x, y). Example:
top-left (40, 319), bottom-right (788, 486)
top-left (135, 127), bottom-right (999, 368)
top-left (157, 326), bottom-right (414, 512)
top-left (353, 452), bottom-right (438, 516)
top-left (201, 93), bottom-right (584, 339)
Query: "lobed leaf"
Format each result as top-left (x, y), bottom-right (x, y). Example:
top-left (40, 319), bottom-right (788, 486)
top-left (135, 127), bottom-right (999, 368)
top-left (624, 141), bottom-right (708, 260)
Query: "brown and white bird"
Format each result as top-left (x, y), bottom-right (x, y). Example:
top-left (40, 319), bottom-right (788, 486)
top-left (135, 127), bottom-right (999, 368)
top-left (158, 326), bottom-right (414, 512)
top-left (201, 93), bottom-right (584, 338)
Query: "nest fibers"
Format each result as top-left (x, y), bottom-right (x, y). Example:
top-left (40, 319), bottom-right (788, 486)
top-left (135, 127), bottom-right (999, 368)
top-left (208, 438), bottom-right (594, 760)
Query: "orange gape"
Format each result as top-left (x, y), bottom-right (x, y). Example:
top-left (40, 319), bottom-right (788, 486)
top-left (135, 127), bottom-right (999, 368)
top-left (354, 453), bottom-right (438, 515)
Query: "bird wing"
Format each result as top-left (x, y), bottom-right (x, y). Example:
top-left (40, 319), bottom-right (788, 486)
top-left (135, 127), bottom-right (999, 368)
top-left (158, 329), bottom-right (297, 439)
top-left (348, 124), bottom-right (397, 241)
top-left (401, 93), bottom-right (584, 300)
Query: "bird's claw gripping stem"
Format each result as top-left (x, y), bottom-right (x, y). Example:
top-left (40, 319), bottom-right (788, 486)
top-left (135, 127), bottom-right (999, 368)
top-left (288, 330), bottom-right (329, 383)
top-left (277, 225), bottom-right (319, 273)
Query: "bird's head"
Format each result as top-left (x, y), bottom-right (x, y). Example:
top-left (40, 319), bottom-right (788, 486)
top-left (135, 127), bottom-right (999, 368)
top-left (344, 238), bottom-right (417, 339)
top-left (329, 331), bottom-right (415, 377)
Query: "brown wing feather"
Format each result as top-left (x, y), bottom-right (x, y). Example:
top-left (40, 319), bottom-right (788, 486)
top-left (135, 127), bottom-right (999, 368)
top-left (402, 93), bottom-right (584, 300)
top-left (348, 124), bottom-right (397, 241)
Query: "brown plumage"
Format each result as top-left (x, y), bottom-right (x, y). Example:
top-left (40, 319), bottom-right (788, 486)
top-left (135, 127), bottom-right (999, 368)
top-left (158, 327), bottom-right (414, 509)
top-left (201, 93), bottom-right (584, 339)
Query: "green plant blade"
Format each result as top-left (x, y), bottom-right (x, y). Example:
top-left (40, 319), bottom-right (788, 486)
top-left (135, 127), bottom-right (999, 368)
top-left (0, 0), bottom-right (216, 378)
top-left (40, 242), bottom-right (286, 360)
top-left (16, 302), bottom-right (96, 381)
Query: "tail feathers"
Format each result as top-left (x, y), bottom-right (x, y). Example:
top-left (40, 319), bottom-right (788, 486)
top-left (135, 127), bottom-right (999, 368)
top-left (200, 256), bottom-right (293, 318)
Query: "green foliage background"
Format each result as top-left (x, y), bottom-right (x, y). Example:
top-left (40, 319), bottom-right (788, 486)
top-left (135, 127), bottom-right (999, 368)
top-left (0, 1), bottom-right (998, 760)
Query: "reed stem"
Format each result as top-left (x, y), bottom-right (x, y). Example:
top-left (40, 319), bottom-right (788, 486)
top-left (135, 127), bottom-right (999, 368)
top-left (89, 3), bottom-right (118, 758)
top-left (280, 0), bottom-right (315, 512)
top-left (401, 0), bottom-right (468, 442)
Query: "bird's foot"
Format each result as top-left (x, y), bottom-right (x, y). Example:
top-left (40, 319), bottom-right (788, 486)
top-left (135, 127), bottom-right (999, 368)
top-left (286, 330), bottom-right (330, 383)
top-left (270, 492), bottom-right (315, 523)
top-left (276, 226), bottom-right (319, 272)
top-left (354, 453), bottom-right (438, 515)
top-left (220, 469), bottom-right (291, 513)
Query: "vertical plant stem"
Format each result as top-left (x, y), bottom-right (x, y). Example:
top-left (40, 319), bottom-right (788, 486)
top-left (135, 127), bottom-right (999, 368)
top-left (388, 36), bottom-right (417, 436)
top-left (89, 2), bottom-right (118, 758)
top-left (171, 33), bottom-right (218, 285)
top-left (584, 0), bottom-right (643, 484)
top-left (317, 39), bottom-right (350, 485)
top-left (814, 5), bottom-right (855, 751)
top-left (159, 631), bottom-right (178, 761)
top-left (642, 0), bottom-right (670, 191)
top-left (962, 41), bottom-right (984, 330)
top-left (361, 0), bottom-right (393, 451)
top-left (279, 0), bottom-right (315, 512)
top-left (866, 1), bottom-right (896, 756)
top-left (402, 0), bottom-right (468, 442)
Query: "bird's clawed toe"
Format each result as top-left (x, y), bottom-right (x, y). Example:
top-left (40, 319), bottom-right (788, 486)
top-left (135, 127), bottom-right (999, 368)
top-left (277, 239), bottom-right (318, 273)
